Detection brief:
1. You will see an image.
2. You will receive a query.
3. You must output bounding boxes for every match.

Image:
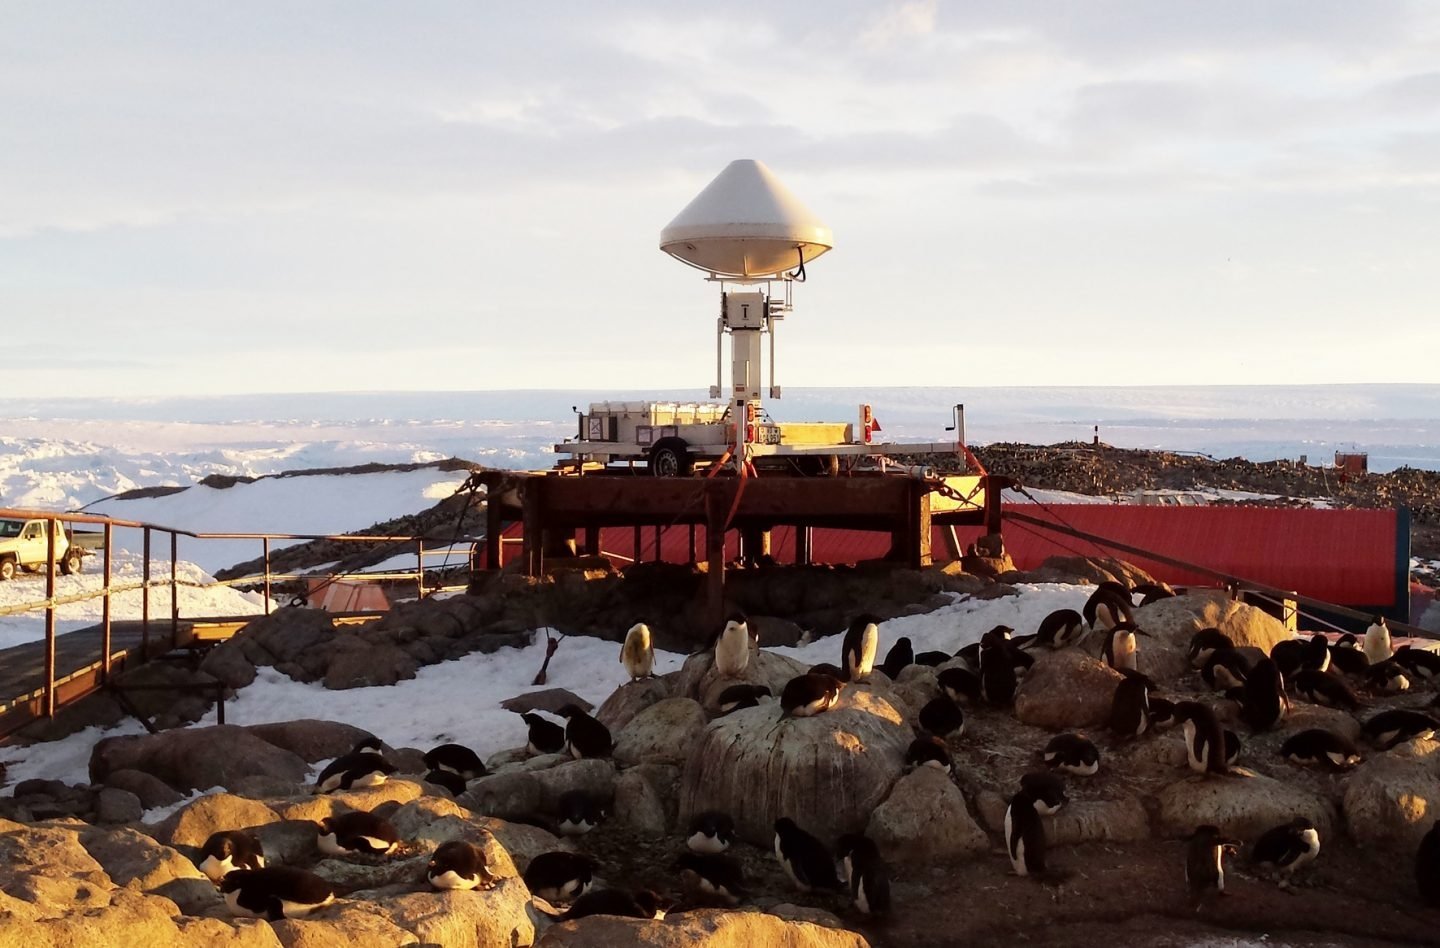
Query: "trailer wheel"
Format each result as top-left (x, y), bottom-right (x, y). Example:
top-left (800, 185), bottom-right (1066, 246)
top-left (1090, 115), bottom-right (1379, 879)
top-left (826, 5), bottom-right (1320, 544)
top-left (648, 439), bottom-right (693, 478)
top-left (0, 557), bottom-right (14, 582)
top-left (61, 550), bottom-right (83, 576)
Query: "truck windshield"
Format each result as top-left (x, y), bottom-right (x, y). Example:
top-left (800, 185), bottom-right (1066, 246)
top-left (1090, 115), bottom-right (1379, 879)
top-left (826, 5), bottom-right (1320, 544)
top-left (0, 520), bottom-right (22, 538)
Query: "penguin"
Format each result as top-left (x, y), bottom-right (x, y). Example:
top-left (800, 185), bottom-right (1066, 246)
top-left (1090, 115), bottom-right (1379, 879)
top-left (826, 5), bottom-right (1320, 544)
top-left (1035, 609), bottom-right (1085, 649)
top-left (1280, 728), bottom-right (1362, 770)
top-left (996, 632), bottom-right (1037, 675)
top-left (1149, 696), bottom-right (1179, 729)
top-left (953, 642), bottom-right (981, 673)
top-left (1223, 730), bottom-right (1243, 767)
top-left (1250, 818), bottom-right (1321, 880)
top-left (1391, 646), bottom-right (1440, 681)
top-left (780, 673), bottom-right (844, 717)
top-left (672, 852), bottom-right (745, 907)
top-left (1003, 785), bottom-right (1053, 877)
top-left (1186, 825), bottom-right (1238, 897)
top-left (715, 683), bottom-right (770, 714)
top-left (841, 615), bottom-right (880, 682)
top-left (1132, 582), bottom-right (1175, 606)
top-left (917, 694), bottom-right (965, 738)
top-left (914, 650), bottom-right (952, 667)
top-left (1417, 820), bottom-right (1440, 907)
top-left (1292, 669), bottom-right (1361, 711)
top-left (1042, 733), bottom-right (1100, 776)
top-left (714, 613), bottom-right (752, 678)
top-left (556, 888), bottom-right (666, 921)
top-left (1201, 648), bottom-right (1252, 691)
top-left (196, 829), bottom-right (265, 883)
top-left (316, 811), bottom-right (400, 857)
top-left (1363, 616), bottom-right (1392, 666)
top-left (426, 840), bottom-right (492, 891)
top-left (687, 811), bottom-right (735, 854)
top-left (937, 667), bottom-right (982, 706)
top-left (1109, 675), bottom-right (1152, 739)
top-left (979, 630), bottom-right (1018, 706)
top-left (773, 818), bottom-right (841, 892)
top-left (1188, 629), bottom-right (1234, 669)
top-left (523, 851), bottom-right (595, 902)
top-left (1366, 659), bottom-right (1412, 694)
top-left (906, 734), bottom-right (952, 773)
top-left (835, 833), bottom-right (891, 916)
top-left (220, 866), bottom-right (335, 920)
top-left (1083, 583), bottom-right (1134, 631)
top-left (620, 622), bottom-right (655, 681)
top-left (1102, 621), bottom-right (1148, 672)
top-left (423, 743), bottom-right (486, 780)
top-left (558, 704), bottom-right (612, 759)
top-left (1336, 632), bottom-right (1360, 649)
top-left (1239, 659), bottom-right (1288, 731)
top-left (1174, 701), bottom-right (1229, 775)
top-left (555, 790), bottom-right (608, 836)
top-left (878, 636), bottom-right (914, 679)
top-left (519, 712), bottom-right (567, 756)
top-left (423, 769), bottom-right (468, 797)
top-left (1272, 635), bottom-right (1331, 679)
top-left (807, 662), bottom-right (847, 679)
top-left (313, 738), bottom-right (395, 794)
top-left (1361, 708), bottom-right (1440, 750)
top-left (1019, 771), bottom-right (1069, 815)
top-left (1327, 642), bottom-right (1371, 677)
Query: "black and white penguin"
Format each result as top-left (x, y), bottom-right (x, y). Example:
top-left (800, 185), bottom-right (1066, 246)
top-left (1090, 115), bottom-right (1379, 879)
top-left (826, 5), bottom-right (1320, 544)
top-left (1109, 675), bottom-right (1152, 739)
top-left (1132, 583), bottom-right (1175, 606)
top-left (1223, 730), bottom-right (1243, 767)
top-left (714, 612), bottom-right (753, 678)
top-left (620, 622), bottom-right (655, 681)
top-left (1003, 786), bottom-right (1052, 877)
top-left (1019, 771), bottom-right (1069, 815)
top-left (558, 704), bottom-right (612, 759)
top-left (519, 712), bottom-right (567, 756)
top-left (1188, 628), bottom-right (1234, 669)
top-left (423, 743), bottom-right (486, 780)
top-left (998, 633), bottom-right (1036, 676)
top-left (423, 769), bottom-right (468, 797)
top-left (1391, 646), bottom-right (1440, 681)
top-left (197, 829), bottom-right (265, 883)
top-left (1362, 709), bottom-right (1440, 750)
top-left (715, 683), bottom-right (771, 714)
top-left (427, 840), bottom-right (491, 891)
top-left (841, 615), bottom-right (880, 682)
top-left (313, 738), bottom-right (395, 794)
top-left (557, 888), bottom-right (667, 922)
top-left (1102, 622), bottom-right (1147, 672)
top-left (1186, 825), bottom-right (1237, 897)
top-left (523, 851), bottom-right (596, 902)
top-left (1363, 616), bottom-right (1392, 666)
top-left (937, 667), bottom-right (982, 706)
top-left (979, 630), bottom-right (1018, 706)
top-left (687, 811), bottom-right (735, 854)
top-left (1149, 696), bottom-right (1180, 729)
top-left (316, 810), bottom-right (400, 857)
top-left (673, 852), bottom-right (745, 907)
top-left (1417, 820), bottom-right (1440, 907)
top-left (1035, 609), bottom-right (1085, 649)
top-left (953, 642), bottom-right (981, 673)
top-left (906, 734), bottom-right (952, 773)
top-left (835, 833), bottom-right (891, 916)
top-left (878, 636), bottom-right (914, 680)
top-left (1366, 659), bottom-right (1412, 694)
top-left (1240, 659), bottom-right (1289, 731)
top-left (220, 866), bottom-right (335, 920)
top-left (914, 649), bottom-right (953, 667)
top-left (1292, 669), bottom-right (1361, 711)
top-left (1251, 818), bottom-right (1321, 880)
top-left (1042, 733), bottom-right (1100, 776)
top-left (780, 673), bottom-right (844, 717)
top-left (1175, 701), bottom-right (1229, 775)
top-left (807, 662), bottom-right (847, 679)
top-left (1083, 583), bottom-right (1134, 631)
top-left (555, 790), bottom-right (608, 836)
top-left (1201, 648), bottom-right (1252, 691)
top-left (918, 695), bottom-right (965, 738)
top-left (773, 818), bottom-right (841, 892)
top-left (1280, 728), bottom-right (1362, 770)
top-left (1327, 642), bottom-right (1371, 677)
top-left (1272, 634), bottom-right (1331, 679)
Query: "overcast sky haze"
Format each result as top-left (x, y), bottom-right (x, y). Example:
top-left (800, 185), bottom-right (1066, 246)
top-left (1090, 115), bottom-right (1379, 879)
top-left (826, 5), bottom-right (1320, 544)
top-left (3, 1), bottom-right (1438, 397)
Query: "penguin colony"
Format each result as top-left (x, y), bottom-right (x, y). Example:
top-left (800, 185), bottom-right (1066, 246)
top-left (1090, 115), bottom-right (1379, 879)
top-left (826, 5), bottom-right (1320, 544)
top-left (194, 603), bottom-right (1440, 931)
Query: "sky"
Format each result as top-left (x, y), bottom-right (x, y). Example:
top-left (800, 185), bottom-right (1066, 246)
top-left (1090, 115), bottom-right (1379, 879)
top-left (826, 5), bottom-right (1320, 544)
top-left (2, 1), bottom-right (1438, 397)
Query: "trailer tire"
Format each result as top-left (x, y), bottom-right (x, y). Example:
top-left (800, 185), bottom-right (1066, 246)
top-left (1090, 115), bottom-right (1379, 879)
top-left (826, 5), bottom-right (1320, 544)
top-left (61, 550), bottom-right (83, 576)
top-left (649, 439), bottom-right (693, 478)
top-left (0, 557), bottom-right (14, 582)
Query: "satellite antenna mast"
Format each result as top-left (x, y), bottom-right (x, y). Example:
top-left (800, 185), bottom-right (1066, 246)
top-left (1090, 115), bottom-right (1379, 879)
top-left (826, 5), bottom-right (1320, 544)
top-left (659, 159), bottom-right (833, 471)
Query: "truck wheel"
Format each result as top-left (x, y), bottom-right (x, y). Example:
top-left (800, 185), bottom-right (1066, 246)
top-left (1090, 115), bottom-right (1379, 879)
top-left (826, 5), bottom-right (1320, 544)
top-left (61, 550), bottom-right (83, 576)
top-left (0, 558), bottom-right (14, 582)
top-left (649, 439), bottom-right (693, 478)
top-left (19, 563), bottom-right (38, 573)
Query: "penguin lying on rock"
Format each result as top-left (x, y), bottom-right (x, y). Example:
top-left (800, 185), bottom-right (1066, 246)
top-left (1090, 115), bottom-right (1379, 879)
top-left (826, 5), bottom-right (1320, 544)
top-left (1280, 728), bottom-right (1362, 771)
top-left (687, 811), bottom-right (735, 854)
top-left (316, 811), bottom-right (400, 857)
top-left (780, 673), bottom-right (844, 717)
top-left (523, 851), bottom-right (596, 902)
top-left (427, 840), bottom-right (493, 891)
top-left (673, 852), bottom-right (746, 907)
top-left (197, 830), bottom-right (265, 883)
top-left (313, 737), bottom-right (395, 794)
top-left (221, 867), bottom-right (336, 920)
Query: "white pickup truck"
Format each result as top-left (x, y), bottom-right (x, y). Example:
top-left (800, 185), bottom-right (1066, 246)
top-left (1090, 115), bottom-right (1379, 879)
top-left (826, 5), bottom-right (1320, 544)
top-left (0, 518), bottom-right (99, 581)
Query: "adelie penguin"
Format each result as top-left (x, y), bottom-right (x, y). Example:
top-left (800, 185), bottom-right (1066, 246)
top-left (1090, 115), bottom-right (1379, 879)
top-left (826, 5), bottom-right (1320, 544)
top-left (1149, 696), bottom-right (1179, 729)
top-left (558, 704), bottom-right (612, 758)
top-left (907, 734), bottom-right (952, 773)
top-left (713, 613), bottom-right (753, 678)
top-left (1003, 775), bottom-right (1067, 877)
top-left (554, 888), bottom-right (667, 921)
top-left (316, 810), bottom-right (400, 857)
top-left (1102, 621), bottom-right (1148, 672)
top-left (715, 683), bottom-right (770, 714)
top-left (687, 811), bottom-right (735, 854)
top-left (1239, 658), bottom-right (1289, 732)
top-left (878, 636), bottom-right (914, 680)
top-left (780, 672), bottom-right (844, 717)
top-left (1175, 701), bottom-right (1229, 776)
top-left (523, 851), bottom-right (595, 902)
top-left (918, 694), bottom-right (965, 738)
top-left (1327, 642), bottom-right (1370, 678)
top-left (836, 833), bottom-right (891, 916)
top-left (1250, 818), bottom-right (1321, 883)
top-left (979, 630), bottom-right (1018, 706)
top-left (938, 667), bottom-right (982, 706)
top-left (1132, 582), bottom-right (1175, 606)
top-left (555, 790), bottom-right (607, 836)
top-left (422, 769), bottom-right (468, 797)
top-left (1361, 708), bottom-right (1439, 750)
top-left (1020, 771), bottom-right (1070, 814)
top-left (1281, 728), bottom-right (1361, 771)
top-left (773, 818), bottom-right (842, 893)
top-left (196, 830), bottom-right (265, 883)
top-left (1292, 669), bottom-right (1361, 711)
top-left (1417, 820), bottom-right (1440, 907)
top-left (1036, 609), bottom-right (1085, 649)
top-left (841, 614), bottom-right (881, 682)
top-left (915, 649), bottom-right (952, 666)
top-left (313, 737), bottom-right (395, 794)
top-left (1363, 615), bottom-right (1392, 666)
top-left (519, 711), bottom-right (567, 756)
top-left (221, 866), bottom-right (335, 920)
top-left (1186, 825), bottom-right (1239, 900)
top-left (1042, 733), bottom-right (1100, 776)
top-left (423, 743), bottom-right (486, 780)
top-left (1109, 675), bottom-right (1152, 739)
top-left (1188, 628), bottom-right (1234, 669)
top-left (1391, 646), bottom-right (1440, 681)
top-left (620, 622), bottom-right (654, 681)
top-left (1271, 633), bottom-right (1331, 679)
top-left (427, 840), bottom-right (493, 891)
top-left (1083, 582), bottom-right (1134, 631)
top-left (673, 852), bottom-right (746, 907)
top-left (1201, 648), bottom-right (1252, 691)
top-left (1366, 659), bottom-right (1411, 694)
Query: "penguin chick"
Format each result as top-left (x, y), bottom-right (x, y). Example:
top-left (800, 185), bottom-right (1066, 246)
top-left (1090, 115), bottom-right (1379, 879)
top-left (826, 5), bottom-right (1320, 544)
top-left (687, 811), bottom-right (735, 854)
top-left (673, 852), bottom-right (746, 907)
top-left (620, 622), bottom-right (654, 681)
top-left (773, 818), bottom-right (842, 892)
top-left (519, 712), bottom-right (567, 756)
top-left (1042, 733), bottom-right (1100, 776)
top-left (1250, 818), bottom-right (1320, 881)
top-left (197, 830), bottom-right (265, 883)
top-left (841, 615), bottom-right (881, 682)
top-left (835, 833), bottom-right (891, 916)
top-left (713, 613), bottom-right (752, 678)
top-left (780, 673), bottom-right (844, 717)
top-left (427, 840), bottom-right (492, 891)
top-left (558, 704), bottom-right (612, 759)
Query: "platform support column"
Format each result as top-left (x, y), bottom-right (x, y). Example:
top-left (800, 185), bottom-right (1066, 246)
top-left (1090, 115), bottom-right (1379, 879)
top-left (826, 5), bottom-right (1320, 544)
top-left (704, 485), bottom-right (728, 630)
top-left (522, 481), bottom-right (543, 577)
top-left (739, 526), bottom-right (770, 566)
top-left (795, 525), bottom-right (812, 566)
top-left (583, 525), bottom-right (599, 557)
top-left (486, 497), bottom-right (504, 569)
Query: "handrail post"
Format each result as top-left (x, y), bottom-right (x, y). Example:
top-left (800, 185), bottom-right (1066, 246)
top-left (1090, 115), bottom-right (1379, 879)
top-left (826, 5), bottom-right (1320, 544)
top-left (263, 536), bottom-right (272, 614)
top-left (416, 539), bottom-right (425, 600)
top-left (142, 527), bottom-right (151, 661)
top-left (101, 522), bottom-right (113, 683)
top-left (170, 531), bottom-right (179, 643)
top-left (44, 517), bottom-right (57, 719)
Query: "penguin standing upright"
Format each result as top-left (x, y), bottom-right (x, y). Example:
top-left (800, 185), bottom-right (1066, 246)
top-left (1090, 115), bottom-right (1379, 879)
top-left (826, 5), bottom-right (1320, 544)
top-left (1272, 634), bottom-right (1331, 678)
top-left (558, 704), bottom-right (613, 759)
top-left (1003, 785), bottom-right (1056, 877)
top-left (1035, 609), bottom-right (1085, 649)
top-left (427, 840), bottom-right (492, 891)
top-left (196, 830), bottom-right (266, 883)
top-left (835, 833), bottom-right (891, 916)
top-left (1186, 825), bottom-right (1238, 898)
top-left (1250, 818), bottom-right (1321, 881)
top-left (773, 818), bottom-right (841, 892)
top-left (878, 636), bottom-right (914, 679)
top-left (1175, 701), bottom-right (1229, 775)
top-left (1109, 675), bottom-right (1152, 739)
top-left (1102, 622), bottom-right (1147, 672)
top-left (1417, 820), bottom-right (1440, 907)
top-left (220, 867), bottom-right (336, 920)
top-left (714, 613), bottom-right (752, 678)
top-left (841, 615), bottom-right (880, 682)
top-left (620, 622), bottom-right (654, 681)
top-left (519, 712), bottom-right (567, 756)
top-left (979, 630), bottom-right (1018, 706)
top-left (1240, 659), bottom-right (1289, 731)
top-left (1364, 616), bottom-right (1392, 666)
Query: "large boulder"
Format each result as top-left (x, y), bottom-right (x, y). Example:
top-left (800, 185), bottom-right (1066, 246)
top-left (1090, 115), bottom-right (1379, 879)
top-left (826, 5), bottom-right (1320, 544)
top-left (158, 793), bottom-right (282, 850)
top-left (103, 770), bottom-right (185, 810)
top-left (678, 690), bottom-right (909, 846)
top-left (76, 826), bottom-right (205, 891)
top-left (671, 650), bottom-right (810, 714)
top-left (613, 764), bottom-right (679, 837)
top-left (976, 793), bottom-right (1151, 845)
top-left (537, 909), bottom-right (870, 947)
top-left (272, 779), bottom-right (427, 825)
top-left (244, 720), bottom-right (377, 762)
top-left (614, 699), bottom-right (707, 766)
top-left (269, 905), bottom-right (417, 948)
top-left (1014, 650), bottom-right (1125, 729)
top-left (865, 767), bottom-right (988, 862)
top-left (90, 725), bottom-right (309, 793)
top-left (459, 758), bottom-right (616, 823)
top-left (0, 818), bottom-right (112, 922)
top-left (379, 880), bottom-right (536, 948)
top-left (0, 889), bottom-right (186, 948)
top-left (1155, 769), bottom-right (1336, 839)
top-left (1133, 593), bottom-right (1294, 682)
top-left (1342, 740), bottom-right (1440, 852)
top-left (595, 678), bottom-right (674, 732)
